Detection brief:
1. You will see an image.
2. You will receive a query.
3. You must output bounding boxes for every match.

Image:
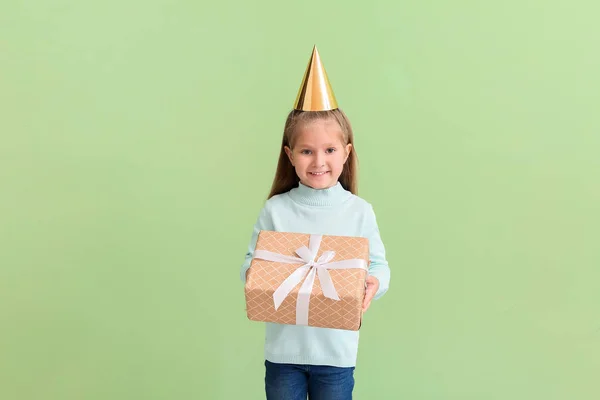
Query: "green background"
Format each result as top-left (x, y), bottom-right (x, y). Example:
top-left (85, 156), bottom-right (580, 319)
top-left (1, 1), bottom-right (599, 399)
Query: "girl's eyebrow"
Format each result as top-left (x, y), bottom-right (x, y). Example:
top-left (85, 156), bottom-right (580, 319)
top-left (296, 143), bottom-right (338, 148)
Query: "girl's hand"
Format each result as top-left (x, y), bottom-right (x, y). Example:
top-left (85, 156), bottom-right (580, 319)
top-left (362, 275), bottom-right (379, 312)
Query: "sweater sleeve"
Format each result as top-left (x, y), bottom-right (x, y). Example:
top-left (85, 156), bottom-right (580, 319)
top-left (364, 204), bottom-right (391, 300)
top-left (240, 203), bottom-right (273, 283)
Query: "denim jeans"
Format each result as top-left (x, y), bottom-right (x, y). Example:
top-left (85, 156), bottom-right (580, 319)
top-left (264, 360), bottom-right (355, 400)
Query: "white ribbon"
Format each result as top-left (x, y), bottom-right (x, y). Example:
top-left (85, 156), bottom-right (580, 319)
top-left (253, 234), bottom-right (368, 326)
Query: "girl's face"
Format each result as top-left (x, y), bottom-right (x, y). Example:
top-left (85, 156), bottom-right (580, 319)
top-left (284, 118), bottom-right (352, 190)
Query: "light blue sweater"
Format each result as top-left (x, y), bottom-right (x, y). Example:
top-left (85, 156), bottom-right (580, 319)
top-left (240, 181), bottom-right (390, 368)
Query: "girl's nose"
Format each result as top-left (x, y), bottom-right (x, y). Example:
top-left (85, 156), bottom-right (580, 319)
top-left (313, 154), bottom-right (325, 166)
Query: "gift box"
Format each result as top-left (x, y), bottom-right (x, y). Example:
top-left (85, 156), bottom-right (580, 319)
top-left (244, 230), bottom-right (369, 331)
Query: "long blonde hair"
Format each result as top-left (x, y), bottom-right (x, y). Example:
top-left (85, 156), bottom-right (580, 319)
top-left (267, 108), bottom-right (358, 199)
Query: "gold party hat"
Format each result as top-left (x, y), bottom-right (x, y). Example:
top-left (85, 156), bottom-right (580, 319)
top-left (294, 45), bottom-right (338, 111)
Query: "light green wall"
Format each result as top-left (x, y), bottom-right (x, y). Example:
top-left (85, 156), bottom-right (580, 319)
top-left (1, 1), bottom-right (599, 399)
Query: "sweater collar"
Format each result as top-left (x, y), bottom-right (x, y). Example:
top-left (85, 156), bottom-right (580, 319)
top-left (288, 181), bottom-right (352, 207)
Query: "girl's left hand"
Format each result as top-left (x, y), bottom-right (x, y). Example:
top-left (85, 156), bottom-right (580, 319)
top-left (362, 275), bottom-right (379, 312)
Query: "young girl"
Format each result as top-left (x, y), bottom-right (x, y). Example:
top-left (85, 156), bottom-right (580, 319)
top-left (240, 46), bottom-right (390, 400)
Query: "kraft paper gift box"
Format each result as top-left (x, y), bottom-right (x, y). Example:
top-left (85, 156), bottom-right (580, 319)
top-left (244, 230), bottom-right (369, 331)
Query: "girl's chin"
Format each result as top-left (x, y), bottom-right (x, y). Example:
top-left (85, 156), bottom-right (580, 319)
top-left (301, 173), bottom-right (337, 189)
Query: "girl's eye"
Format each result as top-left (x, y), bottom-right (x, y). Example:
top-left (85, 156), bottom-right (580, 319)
top-left (300, 149), bottom-right (311, 155)
top-left (326, 148), bottom-right (336, 153)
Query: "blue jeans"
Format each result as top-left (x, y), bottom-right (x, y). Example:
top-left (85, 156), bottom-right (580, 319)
top-left (264, 360), bottom-right (355, 400)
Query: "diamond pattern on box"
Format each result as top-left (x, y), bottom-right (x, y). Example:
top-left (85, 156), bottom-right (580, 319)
top-left (244, 230), bottom-right (369, 331)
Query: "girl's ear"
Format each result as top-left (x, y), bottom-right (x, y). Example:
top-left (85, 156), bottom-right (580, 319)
top-left (284, 146), bottom-right (294, 166)
top-left (344, 143), bottom-right (353, 163)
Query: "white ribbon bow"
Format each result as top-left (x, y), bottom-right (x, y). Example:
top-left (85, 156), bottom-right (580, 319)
top-left (253, 234), bottom-right (368, 326)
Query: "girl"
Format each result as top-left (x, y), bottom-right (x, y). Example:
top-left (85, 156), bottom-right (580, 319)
top-left (240, 46), bottom-right (390, 400)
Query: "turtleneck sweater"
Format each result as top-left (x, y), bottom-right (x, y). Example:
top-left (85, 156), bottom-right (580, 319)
top-left (240, 181), bottom-right (390, 368)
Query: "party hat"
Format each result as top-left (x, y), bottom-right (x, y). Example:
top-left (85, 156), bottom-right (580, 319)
top-left (293, 45), bottom-right (338, 111)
